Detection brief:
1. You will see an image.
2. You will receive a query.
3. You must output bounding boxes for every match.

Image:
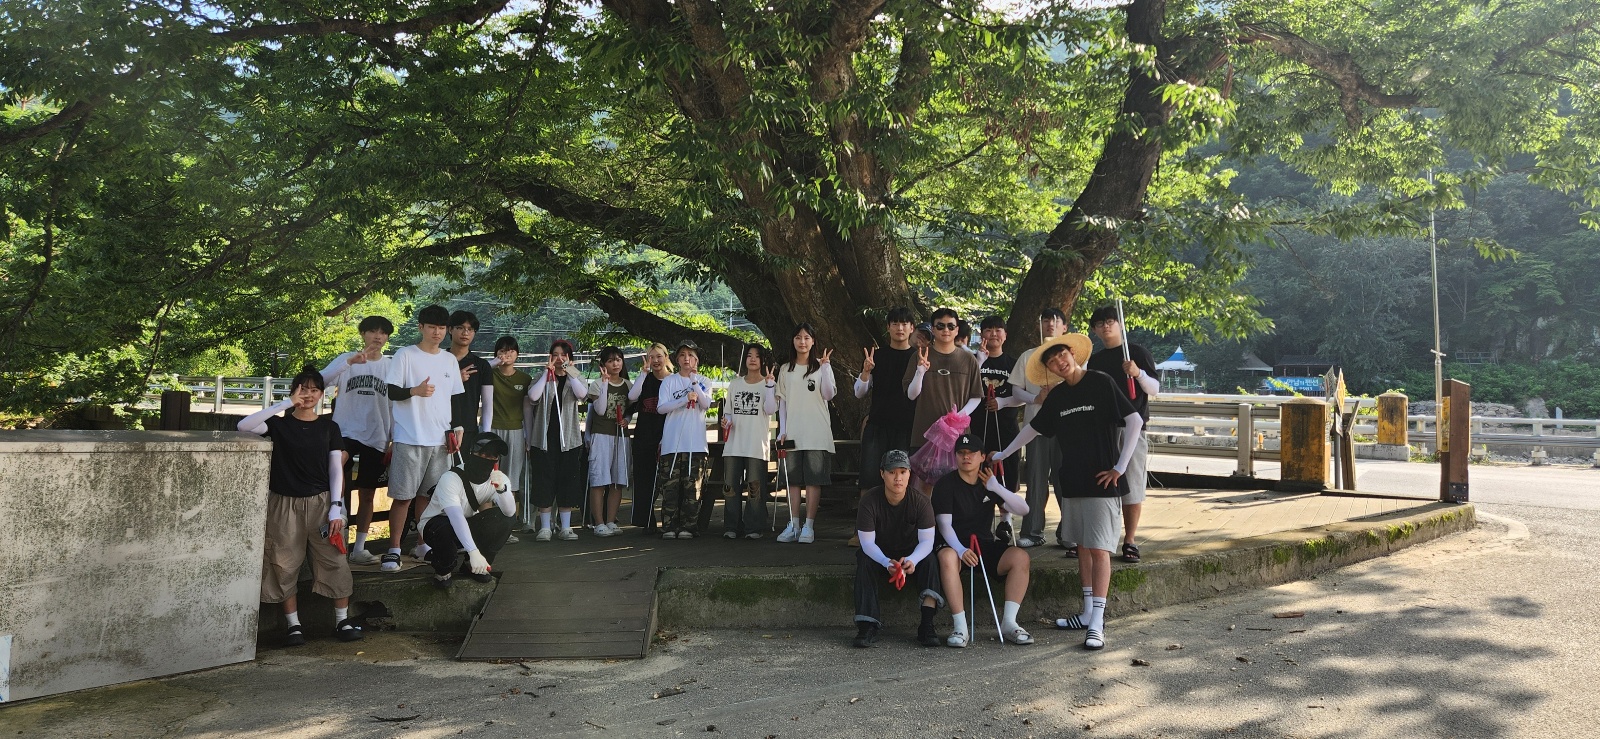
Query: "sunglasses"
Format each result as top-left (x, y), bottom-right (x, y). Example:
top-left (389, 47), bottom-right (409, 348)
top-left (932, 322), bottom-right (958, 331)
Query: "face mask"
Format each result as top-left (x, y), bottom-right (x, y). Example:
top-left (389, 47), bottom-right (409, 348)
top-left (463, 455), bottom-right (496, 485)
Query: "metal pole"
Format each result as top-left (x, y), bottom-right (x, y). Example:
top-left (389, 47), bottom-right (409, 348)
top-left (1428, 168), bottom-right (1444, 417)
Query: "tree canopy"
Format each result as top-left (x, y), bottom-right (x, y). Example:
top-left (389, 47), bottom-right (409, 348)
top-left (5, 0), bottom-right (1600, 428)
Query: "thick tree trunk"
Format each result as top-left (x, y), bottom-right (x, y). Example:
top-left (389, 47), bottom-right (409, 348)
top-left (1006, 0), bottom-right (1173, 354)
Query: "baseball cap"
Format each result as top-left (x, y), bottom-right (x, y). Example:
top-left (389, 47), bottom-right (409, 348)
top-left (880, 449), bottom-right (911, 471)
top-left (953, 433), bottom-right (984, 453)
top-left (674, 338), bottom-right (699, 355)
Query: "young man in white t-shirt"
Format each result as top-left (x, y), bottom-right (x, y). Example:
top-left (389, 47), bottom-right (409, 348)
top-left (318, 315), bottom-right (395, 565)
top-left (1008, 307), bottom-right (1068, 550)
top-left (381, 304), bottom-right (465, 572)
top-left (654, 340), bottom-right (714, 539)
top-left (418, 433), bottom-right (517, 589)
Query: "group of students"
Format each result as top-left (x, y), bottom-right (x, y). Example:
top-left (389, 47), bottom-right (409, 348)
top-left (239, 300), bottom-right (1160, 652)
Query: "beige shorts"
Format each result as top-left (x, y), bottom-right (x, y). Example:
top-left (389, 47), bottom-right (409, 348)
top-left (262, 491), bottom-right (353, 603)
top-left (1121, 435), bottom-right (1149, 505)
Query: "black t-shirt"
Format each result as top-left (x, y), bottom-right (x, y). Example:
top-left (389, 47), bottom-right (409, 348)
top-left (868, 346), bottom-right (916, 432)
top-left (931, 471), bottom-right (1006, 546)
top-left (631, 373), bottom-right (666, 442)
top-left (264, 413), bottom-right (345, 498)
top-left (856, 485), bottom-right (936, 558)
top-left (972, 353), bottom-right (1020, 449)
top-left (451, 353), bottom-right (493, 430)
top-left (1087, 343), bottom-right (1158, 421)
top-left (1029, 370), bottom-right (1136, 498)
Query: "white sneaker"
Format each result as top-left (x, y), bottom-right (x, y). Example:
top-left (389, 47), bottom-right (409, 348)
top-left (593, 524), bottom-right (615, 538)
top-left (661, 530), bottom-right (678, 540)
top-left (505, 533), bottom-right (520, 544)
top-left (557, 527), bottom-right (579, 541)
top-left (946, 630), bottom-right (970, 648)
top-left (776, 521), bottom-right (799, 543)
top-left (677, 530), bottom-right (695, 540)
top-left (1016, 537), bottom-right (1040, 548)
top-left (348, 549), bottom-right (379, 566)
top-left (535, 528), bottom-right (553, 542)
top-left (724, 531), bottom-right (738, 539)
top-left (798, 523), bottom-right (815, 544)
top-left (410, 544), bottom-right (431, 561)
top-left (745, 532), bottom-right (762, 539)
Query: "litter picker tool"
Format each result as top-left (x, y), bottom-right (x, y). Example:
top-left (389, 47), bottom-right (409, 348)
top-left (1115, 298), bottom-right (1135, 399)
top-left (970, 534), bottom-right (1005, 644)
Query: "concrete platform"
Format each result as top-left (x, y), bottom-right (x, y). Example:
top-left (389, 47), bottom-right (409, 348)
top-left (338, 485), bottom-right (1475, 660)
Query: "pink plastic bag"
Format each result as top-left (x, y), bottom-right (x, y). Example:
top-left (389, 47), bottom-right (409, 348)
top-left (909, 408), bottom-right (970, 487)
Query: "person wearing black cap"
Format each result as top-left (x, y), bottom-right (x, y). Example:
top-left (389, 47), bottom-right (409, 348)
top-left (932, 433), bottom-right (1034, 647)
top-left (853, 449), bottom-right (945, 648)
top-left (654, 339), bottom-right (714, 538)
top-left (417, 432), bottom-right (518, 590)
top-left (993, 332), bottom-right (1143, 651)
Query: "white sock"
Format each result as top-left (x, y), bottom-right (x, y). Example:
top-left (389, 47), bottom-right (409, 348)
top-left (388, 547), bottom-right (402, 556)
top-left (1081, 586), bottom-right (1095, 620)
top-left (334, 606), bottom-right (348, 623)
top-left (354, 532), bottom-right (368, 549)
top-left (284, 611), bottom-right (301, 628)
top-left (558, 510), bottom-right (571, 529)
top-left (952, 611), bottom-right (968, 636)
top-left (539, 512), bottom-right (551, 530)
top-left (1089, 596), bottom-right (1107, 632)
top-left (413, 543), bottom-right (431, 557)
top-left (1002, 601), bottom-right (1021, 630)
top-left (802, 518), bottom-right (814, 529)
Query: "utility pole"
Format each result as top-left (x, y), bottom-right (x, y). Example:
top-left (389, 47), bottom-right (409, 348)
top-left (1428, 168), bottom-right (1444, 414)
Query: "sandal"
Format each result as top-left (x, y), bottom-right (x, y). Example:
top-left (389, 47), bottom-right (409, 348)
top-left (1055, 614), bottom-right (1087, 630)
top-left (1004, 625), bottom-right (1034, 645)
top-left (283, 624), bottom-right (306, 647)
top-left (332, 618), bottom-right (364, 643)
top-left (1084, 628), bottom-right (1105, 651)
top-left (945, 630), bottom-right (970, 648)
top-left (1121, 542), bottom-right (1141, 563)
top-left (1063, 546), bottom-right (1079, 559)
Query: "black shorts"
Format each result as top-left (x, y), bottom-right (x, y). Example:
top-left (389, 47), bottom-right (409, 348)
top-left (944, 539), bottom-right (1011, 583)
top-left (342, 439), bottom-right (389, 488)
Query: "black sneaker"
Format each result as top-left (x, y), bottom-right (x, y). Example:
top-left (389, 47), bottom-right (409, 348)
top-left (995, 520), bottom-right (1014, 546)
top-left (917, 623), bottom-right (941, 647)
top-left (433, 573), bottom-right (453, 590)
top-left (853, 623), bottom-right (880, 648)
top-left (469, 571), bottom-right (493, 583)
top-left (333, 618), bottom-right (364, 643)
top-left (283, 624), bottom-right (307, 647)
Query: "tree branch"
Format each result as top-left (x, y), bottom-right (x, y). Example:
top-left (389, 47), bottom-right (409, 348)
top-left (215, 0), bottom-right (510, 41)
top-left (1238, 23), bottom-right (1421, 129)
top-left (1491, 17), bottom-right (1597, 71)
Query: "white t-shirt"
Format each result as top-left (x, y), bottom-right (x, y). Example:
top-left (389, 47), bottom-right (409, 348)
top-left (777, 364), bottom-right (836, 453)
top-left (418, 470), bottom-right (493, 531)
top-left (658, 373), bottom-right (712, 455)
top-left (723, 377), bottom-right (775, 460)
top-left (1010, 346), bottom-right (1050, 424)
top-left (388, 345), bottom-right (465, 447)
top-left (327, 352), bottom-right (392, 451)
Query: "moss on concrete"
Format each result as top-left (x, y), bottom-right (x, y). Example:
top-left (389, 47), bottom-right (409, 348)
top-left (707, 577), bottom-right (803, 605)
top-left (1110, 568), bottom-right (1147, 593)
top-left (1385, 521), bottom-right (1418, 543)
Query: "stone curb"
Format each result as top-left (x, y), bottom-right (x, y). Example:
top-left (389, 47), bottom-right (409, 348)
top-left (654, 502), bottom-right (1476, 629)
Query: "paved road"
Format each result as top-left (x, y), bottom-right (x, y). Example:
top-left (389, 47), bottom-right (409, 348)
top-left (1150, 454), bottom-right (1600, 510)
top-left (9, 500), bottom-right (1595, 738)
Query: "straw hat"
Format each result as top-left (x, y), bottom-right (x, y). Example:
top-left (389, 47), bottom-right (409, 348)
top-left (1025, 333), bottom-right (1092, 387)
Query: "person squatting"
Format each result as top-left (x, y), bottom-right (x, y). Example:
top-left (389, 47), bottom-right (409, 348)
top-left (243, 303), bottom-right (1153, 651)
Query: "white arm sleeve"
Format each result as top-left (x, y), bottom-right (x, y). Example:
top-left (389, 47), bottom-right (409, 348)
top-left (858, 530), bottom-right (892, 568)
top-left (238, 399), bottom-right (293, 435)
top-left (1012, 386), bottom-right (1038, 405)
top-left (817, 366), bottom-right (837, 401)
top-left (936, 513), bottom-right (967, 556)
top-left (318, 353), bottom-right (352, 388)
top-left (958, 397), bottom-right (980, 416)
top-left (443, 506), bottom-right (478, 552)
top-left (328, 451), bottom-right (345, 505)
top-left (777, 398), bottom-right (789, 439)
top-left (478, 386), bottom-right (494, 432)
top-left (1114, 413), bottom-right (1145, 474)
top-left (1137, 372), bottom-right (1161, 396)
top-left (853, 376), bottom-right (871, 399)
top-left (528, 372), bottom-right (548, 401)
top-left (909, 526), bottom-right (935, 565)
top-left (995, 394), bottom-right (1026, 409)
top-left (590, 382), bottom-right (609, 418)
top-left (907, 366), bottom-right (927, 399)
top-left (995, 425), bottom-right (1039, 460)
top-left (494, 489), bottom-right (517, 517)
top-left (628, 378), bottom-right (646, 401)
top-left (567, 375), bottom-right (589, 401)
top-left (984, 474), bottom-right (1029, 516)
top-left (762, 383), bottom-right (778, 415)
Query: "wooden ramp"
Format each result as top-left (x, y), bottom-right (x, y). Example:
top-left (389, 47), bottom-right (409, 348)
top-left (456, 564), bottom-right (658, 661)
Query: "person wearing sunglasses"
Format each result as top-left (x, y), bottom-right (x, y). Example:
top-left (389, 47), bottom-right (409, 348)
top-left (902, 308), bottom-right (983, 456)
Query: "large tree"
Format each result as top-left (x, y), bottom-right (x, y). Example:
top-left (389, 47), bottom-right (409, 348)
top-left (5, 0), bottom-right (1599, 429)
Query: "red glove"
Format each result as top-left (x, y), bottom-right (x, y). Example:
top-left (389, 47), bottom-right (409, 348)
top-left (328, 525), bottom-right (348, 555)
top-left (889, 562), bottom-right (906, 590)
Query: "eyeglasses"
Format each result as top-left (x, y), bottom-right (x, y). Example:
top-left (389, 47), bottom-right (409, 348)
top-left (933, 322), bottom-right (958, 331)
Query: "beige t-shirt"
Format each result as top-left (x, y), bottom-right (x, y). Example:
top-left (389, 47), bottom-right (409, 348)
top-left (902, 346), bottom-right (982, 447)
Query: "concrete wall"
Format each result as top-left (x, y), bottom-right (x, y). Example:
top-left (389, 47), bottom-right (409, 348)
top-left (0, 431), bottom-right (272, 702)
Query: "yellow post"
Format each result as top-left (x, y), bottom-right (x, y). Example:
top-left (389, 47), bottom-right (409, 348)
top-left (1280, 398), bottom-right (1329, 489)
top-left (1376, 392), bottom-right (1408, 447)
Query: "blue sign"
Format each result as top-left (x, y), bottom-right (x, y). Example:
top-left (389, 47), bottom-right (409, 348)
top-left (1270, 376), bottom-right (1324, 393)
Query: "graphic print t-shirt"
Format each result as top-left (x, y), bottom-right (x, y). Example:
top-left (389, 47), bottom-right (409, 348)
top-left (1028, 370), bottom-right (1136, 498)
top-left (723, 376), bottom-right (773, 460)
